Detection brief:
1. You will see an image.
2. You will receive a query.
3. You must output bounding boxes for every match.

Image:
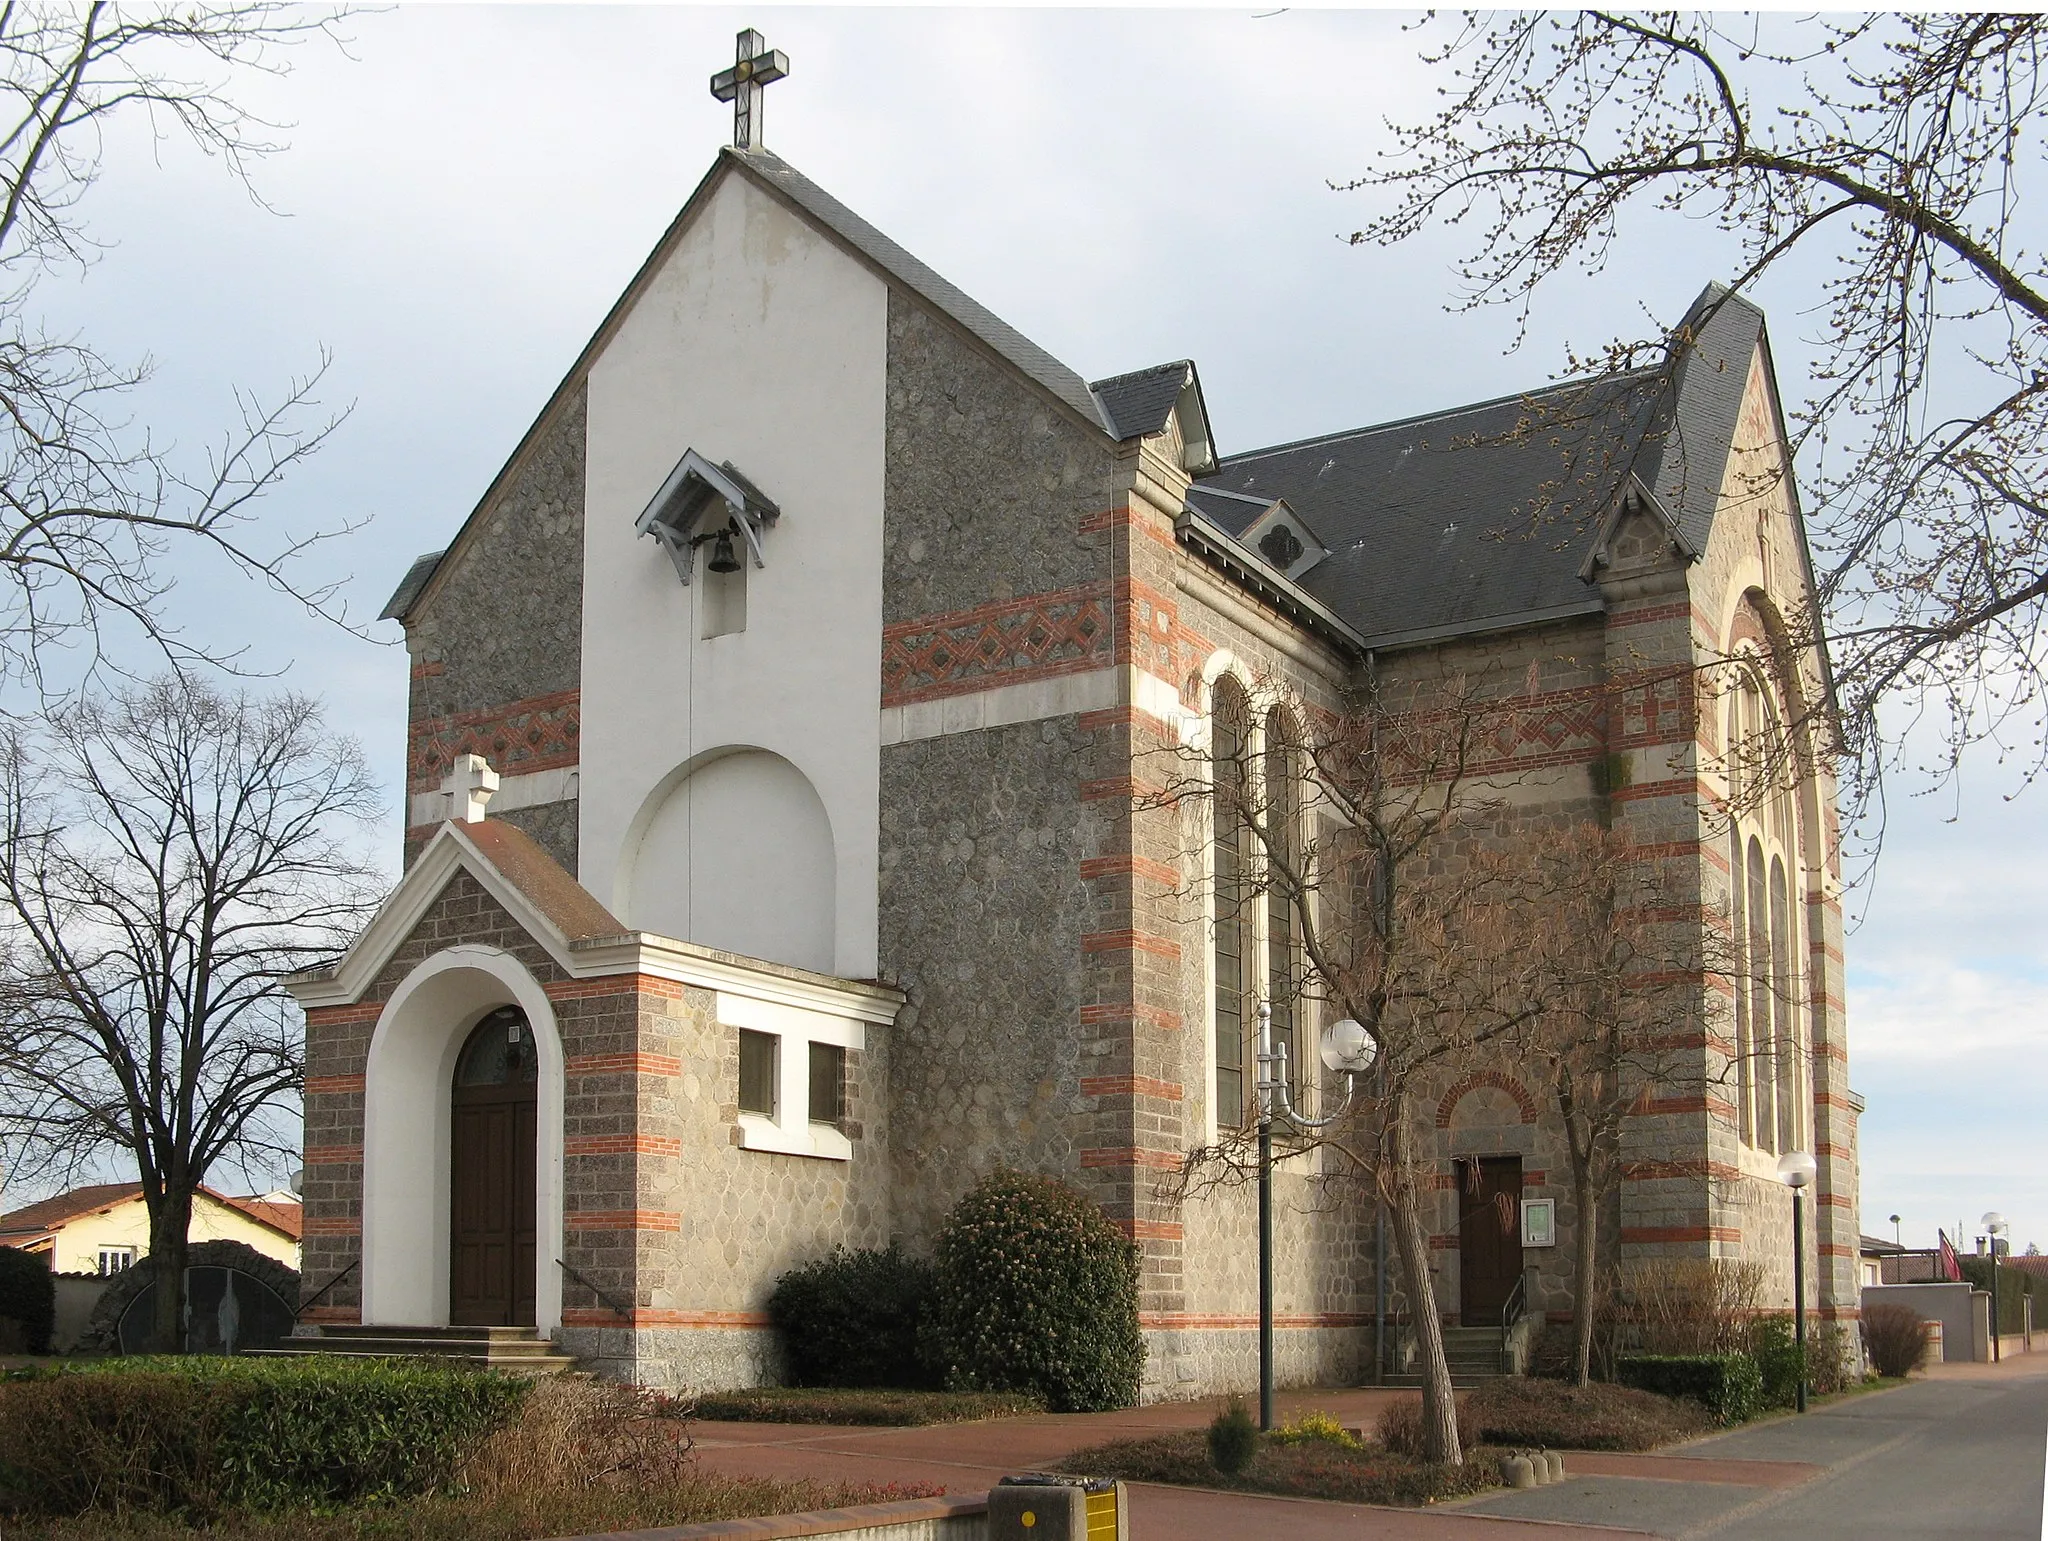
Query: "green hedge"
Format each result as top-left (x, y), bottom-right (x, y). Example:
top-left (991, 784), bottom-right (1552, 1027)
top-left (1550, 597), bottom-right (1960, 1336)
top-left (1615, 1352), bottom-right (1762, 1424)
top-left (0, 1355), bottom-right (530, 1516)
top-left (1748, 1316), bottom-right (1804, 1409)
top-left (0, 1246), bottom-right (55, 1354)
top-left (768, 1244), bottom-right (943, 1388)
top-left (1959, 1255), bottom-right (2047, 1335)
top-left (934, 1170), bottom-right (1144, 1412)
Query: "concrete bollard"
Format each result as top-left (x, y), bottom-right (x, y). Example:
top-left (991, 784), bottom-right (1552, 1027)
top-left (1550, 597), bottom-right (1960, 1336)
top-left (1542, 1450), bottom-right (1565, 1483)
top-left (988, 1474), bottom-right (1127, 1541)
top-left (1502, 1455), bottom-right (1537, 1489)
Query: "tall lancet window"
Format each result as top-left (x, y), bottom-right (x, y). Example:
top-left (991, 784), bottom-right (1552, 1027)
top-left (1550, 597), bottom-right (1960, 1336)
top-left (1727, 658), bottom-right (1808, 1157)
top-left (1747, 835), bottom-right (1776, 1151)
top-left (1212, 679), bottom-right (1252, 1124)
top-left (1770, 854), bottom-right (1797, 1152)
top-left (1728, 692), bottom-right (1753, 1145)
top-left (1264, 707), bottom-right (1302, 1104)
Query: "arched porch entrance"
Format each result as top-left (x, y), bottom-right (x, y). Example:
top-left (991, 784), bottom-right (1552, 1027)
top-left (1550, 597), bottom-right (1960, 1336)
top-left (360, 945), bottom-right (565, 1331)
top-left (450, 1006), bottom-right (538, 1326)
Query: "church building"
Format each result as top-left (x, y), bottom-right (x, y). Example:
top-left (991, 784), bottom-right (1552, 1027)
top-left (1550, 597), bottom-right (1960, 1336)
top-left (289, 37), bottom-right (1857, 1397)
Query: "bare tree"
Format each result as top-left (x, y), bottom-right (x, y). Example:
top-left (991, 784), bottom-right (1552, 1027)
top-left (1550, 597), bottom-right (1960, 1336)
top-left (1476, 822), bottom-right (1721, 1386)
top-left (1163, 664), bottom-right (1582, 1465)
top-left (0, 1), bottom-right (360, 691)
top-left (0, 675), bottom-right (380, 1348)
top-left (1346, 13), bottom-right (2048, 817)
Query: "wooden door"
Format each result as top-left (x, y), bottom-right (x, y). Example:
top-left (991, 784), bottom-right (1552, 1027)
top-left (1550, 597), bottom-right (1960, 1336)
top-left (451, 1007), bottom-right (538, 1327)
top-left (1458, 1156), bottom-right (1524, 1327)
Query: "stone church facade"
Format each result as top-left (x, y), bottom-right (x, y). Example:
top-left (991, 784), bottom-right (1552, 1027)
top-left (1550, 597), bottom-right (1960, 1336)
top-left (290, 144), bottom-right (1857, 1398)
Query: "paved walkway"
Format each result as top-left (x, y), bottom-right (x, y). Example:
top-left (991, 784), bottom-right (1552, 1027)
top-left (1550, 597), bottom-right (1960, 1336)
top-left (684, 1354), bottom-right (2048, 1540)
top-left (1447, 1354), bottom-right (2048, 1539)
top-left (689, 1385), bottom-right (1633, 1539)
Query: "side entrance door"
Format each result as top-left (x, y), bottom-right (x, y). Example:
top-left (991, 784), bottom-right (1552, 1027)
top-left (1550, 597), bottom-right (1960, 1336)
top-left (450, 1006), bottom-right (538, 1327)
top-left (1458, 1155), bottom-right (1524, 1327)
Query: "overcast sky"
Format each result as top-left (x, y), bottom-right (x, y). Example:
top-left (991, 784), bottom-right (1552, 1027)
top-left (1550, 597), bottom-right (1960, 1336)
top-left (30, 5), bottom-right (2044, 1254)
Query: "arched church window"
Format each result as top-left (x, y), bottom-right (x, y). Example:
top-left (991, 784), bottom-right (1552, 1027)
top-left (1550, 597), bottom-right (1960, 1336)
top-left (1212, 678), bottom-right (1252, 1125)
top-left (1746, 835), bottom-right (1775, 1153)
top-left (456, 1006), bottom-right (538, 1087)
top-left (1770, 855), bottom-right (1800, 1153)
top-left (1730, 815), bottom-right (1752, 1147)
top-left (1264, 706), bottom-right (1302, 1103)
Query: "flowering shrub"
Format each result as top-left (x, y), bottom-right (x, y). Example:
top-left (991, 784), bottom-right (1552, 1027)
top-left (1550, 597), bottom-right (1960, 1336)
top-left (933, 1170), bottom-right (1144, 1412)
top-left (1270, 1408), bottom-right (1363, 1449)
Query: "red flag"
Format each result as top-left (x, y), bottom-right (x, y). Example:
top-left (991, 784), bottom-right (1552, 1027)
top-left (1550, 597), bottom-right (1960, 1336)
top-left (1938, 1228), bottom-right (1964, 1282)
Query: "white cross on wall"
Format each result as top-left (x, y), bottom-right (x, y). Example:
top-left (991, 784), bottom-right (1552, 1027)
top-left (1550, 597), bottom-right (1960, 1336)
top-left (709, 28), bottom-right (789, 151)
top-left (441, 753), bottom-right (499, 824)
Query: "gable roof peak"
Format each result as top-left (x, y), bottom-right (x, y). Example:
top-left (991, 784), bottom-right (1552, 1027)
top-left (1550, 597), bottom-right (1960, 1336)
top-left (723, 146), bottom-right (1114, 435)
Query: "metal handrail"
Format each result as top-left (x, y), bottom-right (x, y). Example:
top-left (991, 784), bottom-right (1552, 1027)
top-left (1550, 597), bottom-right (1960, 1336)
top-left (1500, 1270), bottom-right (1529, 1364)
top-left (295, 1258), bottom-right (359, 1320)
top-left (557, 1257), bottom-right (635, 1322)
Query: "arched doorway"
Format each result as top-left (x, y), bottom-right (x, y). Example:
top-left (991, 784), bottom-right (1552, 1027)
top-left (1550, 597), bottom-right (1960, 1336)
top-left (450, 1006), bottom-right (538, 1326)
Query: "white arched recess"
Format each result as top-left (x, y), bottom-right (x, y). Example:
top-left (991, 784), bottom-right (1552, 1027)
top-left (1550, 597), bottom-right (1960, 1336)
top-left (614, 745), bottom-right (837, 976)
top-left (361, 945), bottom-right (566, 1330)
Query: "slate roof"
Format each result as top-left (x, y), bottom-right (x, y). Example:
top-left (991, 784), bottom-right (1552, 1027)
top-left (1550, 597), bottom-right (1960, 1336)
top-left (1093, 361), bottom-right (1192, 440)
top-left (1190, 284), bottom-right (1767, 650)
top-left (380, 549), bottom-right (445, 623)
top-left (376, 137), bottom-right (1770, 658)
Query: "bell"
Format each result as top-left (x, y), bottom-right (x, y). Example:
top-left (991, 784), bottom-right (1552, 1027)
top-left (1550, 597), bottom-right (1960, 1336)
top-left (707, 528), bottom-right (742, 574)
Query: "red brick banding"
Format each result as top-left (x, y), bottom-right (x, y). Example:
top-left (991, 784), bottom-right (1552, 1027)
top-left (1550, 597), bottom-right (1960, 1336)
top-left (565, 1134), bottom-right (686, 1158)
top-left (565, 1209), bottom-right (683, 1232)
top-left (1622, 1225), bottom-right (1743, 1244)
top-left (1079, 1075), bottom-right (1184, 1101)
top-left (304, 1074), bottom-right (366, 1096)
top-left (1079, 1147), bottom-right (1183, 1171)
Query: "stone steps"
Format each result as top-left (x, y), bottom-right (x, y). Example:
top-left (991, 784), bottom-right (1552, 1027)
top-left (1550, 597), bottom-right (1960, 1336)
top-left (1384, 1325), bottom-right (1509, 1386)
top-left (250, 1323), bottom-right (580, 1375)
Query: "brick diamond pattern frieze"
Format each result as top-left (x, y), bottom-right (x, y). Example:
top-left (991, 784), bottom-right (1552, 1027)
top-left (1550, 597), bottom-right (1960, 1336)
top-left (882, 584), bottom-right (1113, 707)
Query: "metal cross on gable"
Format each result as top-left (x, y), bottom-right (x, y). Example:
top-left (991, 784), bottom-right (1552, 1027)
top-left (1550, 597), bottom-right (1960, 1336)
top-left (710, 29), bottom-right (789, 151)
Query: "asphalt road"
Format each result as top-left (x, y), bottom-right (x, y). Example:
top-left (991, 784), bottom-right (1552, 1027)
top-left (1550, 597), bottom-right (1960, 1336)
top-left (1460, 1358), bottom-right (2048, 1540)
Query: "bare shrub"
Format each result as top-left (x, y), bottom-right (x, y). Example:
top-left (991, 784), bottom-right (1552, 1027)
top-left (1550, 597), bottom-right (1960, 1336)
top-left (1862, 1305), bottom-right (1933, 1379)
top-left (458, 1377), bottom-right (694, 1498)
top-left (1376, 1392), bottom-right (1470, 1460)
top-left (1616, 1259), bottom-right (1765, 1356)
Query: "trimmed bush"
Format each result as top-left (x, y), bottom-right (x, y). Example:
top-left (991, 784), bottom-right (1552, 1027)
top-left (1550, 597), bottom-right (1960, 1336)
top-left (0, 1355), bottom-right (530, 1516)
top-left (1749, 1315), bottom-right (1804, 1409)
top-left (1615, 1352), bottom-right (1762, 1425)
top-left (0, 1246), bottom-right (55, 1354)
top-left (933, 1169), bottom-right (1144, 1413)
top-left (768, 1245), bottom-right (942, 1388)
top-left (1863, 1304), bottom-right (1932, 1378)
top-left (1207, 1399), bottom-right (1258, 1474)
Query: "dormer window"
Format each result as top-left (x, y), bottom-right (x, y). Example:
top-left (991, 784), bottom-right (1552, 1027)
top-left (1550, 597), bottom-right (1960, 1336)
top-left (1258, 523), bottom-right (1304, 570)
top-left (1238, 498), bottom-right (1327, 583)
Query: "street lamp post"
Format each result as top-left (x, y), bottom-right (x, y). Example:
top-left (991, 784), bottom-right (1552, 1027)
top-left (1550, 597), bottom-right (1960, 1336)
top-left (1983, 1212), bottom-right (2007, 1363)
top-left (1776, 1151), bottom-right (1817, 1413)
top-left (1253, 1001), bottom-right (1377, 1431)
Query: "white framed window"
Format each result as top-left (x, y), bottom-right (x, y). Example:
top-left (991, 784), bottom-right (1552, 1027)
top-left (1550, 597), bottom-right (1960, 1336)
top-left (97, 1245), bottom-right (136, 1275)
top-left (723, 992), bottom-right (861, 1161)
